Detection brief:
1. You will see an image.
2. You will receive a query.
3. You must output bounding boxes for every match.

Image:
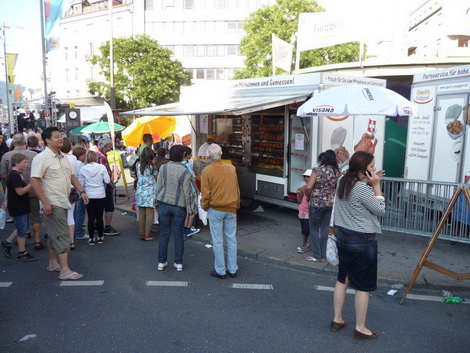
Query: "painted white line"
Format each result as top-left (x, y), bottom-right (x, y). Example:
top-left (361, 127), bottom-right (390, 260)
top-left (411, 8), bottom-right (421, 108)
top-left (315, 285), bottom-right (355, 294)
top-left (231, 284), bottom-right (273, 290)
top-left (59, 280), bottom-right (104, 287)
top-left (146, 281), bottom-right (188, 287)
top-left (0, 282), bottom-right (12, 288)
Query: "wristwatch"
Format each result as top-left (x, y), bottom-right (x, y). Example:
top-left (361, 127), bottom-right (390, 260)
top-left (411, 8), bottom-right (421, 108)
top-left (79, 191), bottom-right (86, 195)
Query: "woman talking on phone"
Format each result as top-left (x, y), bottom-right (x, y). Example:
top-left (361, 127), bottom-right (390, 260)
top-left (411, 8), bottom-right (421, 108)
top-left (330, 151), bottom-right (385, 340)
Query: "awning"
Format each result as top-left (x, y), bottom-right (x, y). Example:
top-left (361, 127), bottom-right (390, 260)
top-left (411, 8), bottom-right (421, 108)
top-left (121, 94), bottom-right (311, 117)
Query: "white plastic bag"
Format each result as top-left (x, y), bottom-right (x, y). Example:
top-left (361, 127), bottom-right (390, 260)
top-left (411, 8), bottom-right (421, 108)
top-left (0, 209), bottom-right (6, 230)
top-left (326, 235), bottom-right (339, 266)
top-left (198, 195), bottom-right (208, 226)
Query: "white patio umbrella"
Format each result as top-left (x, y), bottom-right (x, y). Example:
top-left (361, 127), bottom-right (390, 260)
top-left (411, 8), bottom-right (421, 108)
top-left (297, 85), bottom-right (417, 117)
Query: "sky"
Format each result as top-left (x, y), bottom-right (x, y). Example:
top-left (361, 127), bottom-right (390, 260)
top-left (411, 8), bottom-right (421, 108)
top-left (0, 0), bottom-right (426, 90)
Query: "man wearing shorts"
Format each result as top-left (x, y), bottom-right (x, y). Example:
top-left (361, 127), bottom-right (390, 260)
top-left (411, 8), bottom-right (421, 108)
top-left (31, 127), bottom-right (89, 280)
top-left (97, 137), bottom-right (119, 236)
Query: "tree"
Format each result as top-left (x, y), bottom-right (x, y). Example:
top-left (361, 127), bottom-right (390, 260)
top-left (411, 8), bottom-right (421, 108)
top-left (234, 0), bottom-right (362, 79)
top-left (89, 35), bottom-right (191, 109)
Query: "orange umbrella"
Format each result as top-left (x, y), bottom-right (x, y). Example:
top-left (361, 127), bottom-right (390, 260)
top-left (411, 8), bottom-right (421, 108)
top-left (122, 116), bottom-right (176, 147)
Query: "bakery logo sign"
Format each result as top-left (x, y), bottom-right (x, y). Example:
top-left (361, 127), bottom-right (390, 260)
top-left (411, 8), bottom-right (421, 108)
top-left (311, 105), bottom-right (335, 113)
top-left (413, 89), bottom-right (433, 104)
top-left (362, 88), bottom-right (374, 101)
top-left (402, 106), bottom-right (414, 115)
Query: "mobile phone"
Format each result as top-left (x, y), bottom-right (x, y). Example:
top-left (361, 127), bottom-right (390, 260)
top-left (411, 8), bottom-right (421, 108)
top-left (365, 170), bottom-right (372, 178)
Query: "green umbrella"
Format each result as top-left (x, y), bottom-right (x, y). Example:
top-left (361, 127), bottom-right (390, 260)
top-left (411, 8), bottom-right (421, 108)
top-left (79, 122), bottom-right (124, 135)
top-left (70, 125), bottom-right (88, 135)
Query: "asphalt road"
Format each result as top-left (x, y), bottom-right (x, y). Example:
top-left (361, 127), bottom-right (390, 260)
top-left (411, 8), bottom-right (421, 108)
top-left (0, 212), bottom-right (469, 353)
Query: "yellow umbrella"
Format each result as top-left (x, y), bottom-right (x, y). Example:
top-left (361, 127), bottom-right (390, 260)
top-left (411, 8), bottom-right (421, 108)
top-left (122, 116), bottom-right (176, 147)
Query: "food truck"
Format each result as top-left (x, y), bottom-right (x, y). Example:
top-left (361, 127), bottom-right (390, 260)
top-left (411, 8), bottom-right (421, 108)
top-left (405, 64), bottom-right (470, 184)
top-left (124, 73), bottom-right (387, 209)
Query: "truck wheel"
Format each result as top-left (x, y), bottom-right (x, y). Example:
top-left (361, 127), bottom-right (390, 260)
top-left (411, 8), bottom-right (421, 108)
top-left (240, 197), bottom-right (260, 211)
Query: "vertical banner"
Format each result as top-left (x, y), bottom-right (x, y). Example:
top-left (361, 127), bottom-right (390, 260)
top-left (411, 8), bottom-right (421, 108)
top-left (6, 53), bottom-right (18, 90)
top-left (272, 34), bottom-right (293, 73)
top-left (107, 151), bottom-right (127, 187)
top-left (45, 0), bottom-right (65, 51)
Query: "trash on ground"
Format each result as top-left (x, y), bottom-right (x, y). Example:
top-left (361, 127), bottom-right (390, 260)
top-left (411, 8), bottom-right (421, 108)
top-left (444, 297), bottom-right (465, 304)
top-left (391, 284), bottom-right (403, 289)
top-left (387, 289), bottom-right (397, 296)
top-left (205, 244), bottom-right (213, 248)
top-left (121, 212), bottom-right (128, 215)
top-left (19, 334), bottom-right (37, 342)
top-left (441, 290), bottom-right (452, 297)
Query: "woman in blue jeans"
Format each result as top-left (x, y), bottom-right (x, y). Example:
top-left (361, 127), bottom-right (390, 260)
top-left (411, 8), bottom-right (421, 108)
top-left (305, 150), bottom-right (341, 262)
top-left (330, 151), bottom-right (385, 340)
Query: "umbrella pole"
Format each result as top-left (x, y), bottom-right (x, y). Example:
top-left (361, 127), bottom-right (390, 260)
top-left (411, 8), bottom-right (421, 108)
top-left (187, 116), bottom-right (196, 134)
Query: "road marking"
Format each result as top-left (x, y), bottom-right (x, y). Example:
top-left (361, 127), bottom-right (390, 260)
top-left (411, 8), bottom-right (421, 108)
top-left (0, 282), bottom-right (12, 288)
top-left (231, 284), bottom-right (273, 290)
top-left (314, 285), bottom-right (355, 294)
top-left (146, 281), bottom-right (188, 287)
top-left (59, 280), bottom-right (104, 287)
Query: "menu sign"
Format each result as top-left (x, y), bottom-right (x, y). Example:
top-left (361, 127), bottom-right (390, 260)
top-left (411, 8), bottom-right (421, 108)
top-left (404, 86), bottom-right (436, 180)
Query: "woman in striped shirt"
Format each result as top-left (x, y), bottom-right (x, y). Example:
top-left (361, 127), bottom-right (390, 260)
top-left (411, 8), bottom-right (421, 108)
top-left (330, 151), bottom-right (385, 340)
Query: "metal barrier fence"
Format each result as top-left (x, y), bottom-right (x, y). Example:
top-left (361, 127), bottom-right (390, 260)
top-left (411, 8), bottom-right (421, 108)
top-left (381, 177), bottom-right (470, 244)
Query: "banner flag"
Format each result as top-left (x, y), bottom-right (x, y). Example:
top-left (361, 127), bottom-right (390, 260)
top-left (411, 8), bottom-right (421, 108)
top-left (45, 0), bottom-right (65, 51)
top-left (272, 34), bottom-right (293, 72)
top-left (297, 12), bottom-right (362, 52)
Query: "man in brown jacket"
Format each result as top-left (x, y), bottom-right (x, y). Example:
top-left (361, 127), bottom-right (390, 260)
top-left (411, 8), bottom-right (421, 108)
top-left (201, 143), bottom-right (240, 279)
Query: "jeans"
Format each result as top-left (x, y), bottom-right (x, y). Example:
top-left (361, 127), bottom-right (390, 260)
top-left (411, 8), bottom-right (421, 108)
top-left (86, 198), bottom-right (105, 238)
top-left (74, 198), bottom-right (86, 238)
top-left (208, 208), bottom-right (238, 275)
top-left (158, 203), bottom-right (186, 264)
top-left (13, 214), bottom-right (29, 237)
top-left (309, 206), bottom-right (332, 260)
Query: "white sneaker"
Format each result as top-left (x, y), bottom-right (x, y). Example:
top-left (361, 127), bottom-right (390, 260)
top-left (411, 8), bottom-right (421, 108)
top-left (173, 263), bottom-right (183, 271)
top-left (157, 262), bottom-right (168, 271)
top-left (76, 234), bottom-right (90, 240)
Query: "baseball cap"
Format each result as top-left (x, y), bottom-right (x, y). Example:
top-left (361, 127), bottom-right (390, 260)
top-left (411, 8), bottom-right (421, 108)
top-left (302, 169), bottom-right (312, 177)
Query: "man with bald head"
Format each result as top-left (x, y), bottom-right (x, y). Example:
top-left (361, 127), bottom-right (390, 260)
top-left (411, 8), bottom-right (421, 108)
top-left (0, 134), bottom-right (44, 255)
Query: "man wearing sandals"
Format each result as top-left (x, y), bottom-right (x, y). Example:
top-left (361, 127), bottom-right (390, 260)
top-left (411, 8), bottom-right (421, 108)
top-left (0, 133), bottom-right (43, 251)
top-left (31, 127), bottom-right (89, 281)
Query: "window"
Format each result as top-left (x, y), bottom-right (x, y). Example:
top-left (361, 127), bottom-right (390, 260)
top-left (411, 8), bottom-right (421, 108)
top-left (197, 45), bottom-right (205, 57)
top-left (196, 69), bottom-right (205, 79)
top-left (163, 22), bottom-right (174, 34)
top-left (184, 45), bottom-right (195, 56)
top-left (215, 0), bottom-right (226, 9)
top-left (205, 21), bottom-right (215, 33)
top-left (216, 45), bottom-right (225, 56)
top-left (64, 47), bottom-right (68, 60)
top-left (206, 45), bottom-right (215, 57)
top-left (164, 0), bottom-right (174, 9)
top-left (89, 43), bottom-right (94, 56)
top-left (174, 22), bottom-right (184, 34)
top-left (194, 21), bottom-right (204, 33)
top-left (216, 69), bottom-right (225, 80)
top-left (144, 0), bottom-right (153, 10)
top-left (75, 90), bottom-right (80, 98)
top-left (227, 45), bottom-right (237, 55)
top-left (458, 37), bottom-right (469, 48)
top-left (184, 21), bottom-right (194, 33)
top-left (184, 0), bottom-right (194, 9)
top-left (75, 68), bottom-right (79, 81)
top-left (184, 68), bottom-right (194, 79)
top-left (74, 46), bottom-right (78, 59)
top-left (227, 21), bottom-right (237, 33)
top-left (206, 69), bottom-right (215, 80)
top-left (65, 69), bottom-right (69, 81)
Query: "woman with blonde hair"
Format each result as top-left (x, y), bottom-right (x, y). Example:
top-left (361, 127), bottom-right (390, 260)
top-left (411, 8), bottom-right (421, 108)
top-left (78, 151), bottom-right (110, 245)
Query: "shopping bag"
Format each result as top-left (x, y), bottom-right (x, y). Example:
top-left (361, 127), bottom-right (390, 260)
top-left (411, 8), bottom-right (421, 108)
top-left (198, 195), bottom-right (208, 226)
top-left (326, 235), bottom-right (339, 266)
top-left (153, 208), bottom-right (159, 225)
top-left (0, 209), bottom-right (6, 229)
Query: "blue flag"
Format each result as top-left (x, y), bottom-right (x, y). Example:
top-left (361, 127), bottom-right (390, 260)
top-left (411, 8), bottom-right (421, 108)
top-left (45, 0), bottom-right (65, 51)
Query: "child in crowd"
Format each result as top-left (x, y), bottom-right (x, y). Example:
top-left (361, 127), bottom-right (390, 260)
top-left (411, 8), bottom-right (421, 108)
top-left (73, 146), bottom-right (89, 241)
top-left (1, 153), bottom-right (37, 261)
top-left (79, 151), bottom-right (110, 245)
top-left (135, 147), bottom-right (158, 241)
top-left (182, 146), bottom-right (200, 237)
top-left (296, 169), bottom-right (312, 253)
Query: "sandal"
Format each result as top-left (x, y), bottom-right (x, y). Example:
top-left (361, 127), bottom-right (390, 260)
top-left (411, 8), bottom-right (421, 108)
top-left (70, 243), bottom-right (76, 250)
top-left (140, 234), bottom-right (146, 241)
top-left (143, 236), bottom-right (157, 241)
top-left (34, 242), bottom-right (44, 250)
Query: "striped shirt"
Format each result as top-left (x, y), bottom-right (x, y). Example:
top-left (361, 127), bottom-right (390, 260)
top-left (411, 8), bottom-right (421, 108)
top-left (333, 179), bottom-right (385, 234)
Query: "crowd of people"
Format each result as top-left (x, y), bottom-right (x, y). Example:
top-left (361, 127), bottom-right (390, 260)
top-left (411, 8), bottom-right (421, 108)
top-left (0, 125), bottom-right (387, 340)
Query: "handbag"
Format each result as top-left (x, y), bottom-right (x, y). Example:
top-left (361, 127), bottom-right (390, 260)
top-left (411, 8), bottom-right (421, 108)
top-left (68, 187), bottom-right (80, 204)
top-left (326, 234), bottom-right (339, 266)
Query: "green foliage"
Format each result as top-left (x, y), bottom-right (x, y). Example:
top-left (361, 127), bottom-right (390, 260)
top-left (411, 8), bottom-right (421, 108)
top-left (88, 35), bottom-right (191, 109)
top-left (234, 0), bottom-right (362, 79)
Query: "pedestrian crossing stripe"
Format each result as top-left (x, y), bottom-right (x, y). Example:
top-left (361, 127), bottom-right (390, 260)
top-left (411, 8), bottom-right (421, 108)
top-left (231, 284), bottom-right (273, 290)
top-left (314, 285), bottom-right (355, 294)
top-left (0, 282), bottom-right (12, 287)
top-left (146, 281), bottom-right (189, 287)
top-left (59, 280), bottom-right (104, 287)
